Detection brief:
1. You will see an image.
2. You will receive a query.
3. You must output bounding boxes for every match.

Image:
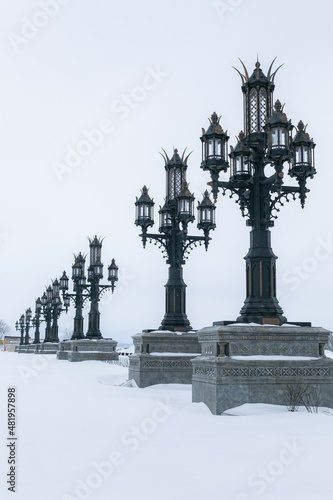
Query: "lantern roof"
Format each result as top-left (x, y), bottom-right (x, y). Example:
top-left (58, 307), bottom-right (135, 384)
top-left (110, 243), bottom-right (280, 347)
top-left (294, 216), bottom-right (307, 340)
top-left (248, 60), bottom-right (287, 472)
top-left (160, 148), bottom-right (191, 168)
top-left (178, 181), bottom-right (193, 198)
top-left (266, 100), bottom-right (290, 125)
top-left (292, 121), bottom-right (313, 144)
top-left (88, 235), bottom-right (103, 247)
top-left (233, 57), bottom-right (283, 87)
top-left (198, 190), bottom-right (214, 208)
top-left (230, 131), bottom-right (250, 154)
top-left (73, 252), bottom-right (86, 265)
top-left (202, 112), bottom-right (226, 136)
top-left (136, 185), bottom-right (154, 204)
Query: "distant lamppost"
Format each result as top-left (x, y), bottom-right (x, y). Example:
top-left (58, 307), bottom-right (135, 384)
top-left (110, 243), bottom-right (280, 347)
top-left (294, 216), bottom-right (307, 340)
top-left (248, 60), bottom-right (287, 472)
top-left (15, 314), bottom-right (24, 345)
top-left (32, 297), bottom-right (43, 344)
top-left (40, 279), bottom-right (69, 342)
top-left (60, 253), bottom-right (86, 340)
top-left (15, 308), bottom-right (33, 345)
top-left (135, 149), bottom-right (216, 331)
top-left (60, 236), bottom-right (119, 339)
top-left (24, 307), bottom-right (32, 344)
top-left (200, 60), bottom-right (316, 324)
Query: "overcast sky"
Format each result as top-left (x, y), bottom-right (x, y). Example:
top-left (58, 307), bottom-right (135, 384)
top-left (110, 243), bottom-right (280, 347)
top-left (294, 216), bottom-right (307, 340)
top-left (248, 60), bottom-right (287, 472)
top-left (0, 0), bottom-right (332, 343)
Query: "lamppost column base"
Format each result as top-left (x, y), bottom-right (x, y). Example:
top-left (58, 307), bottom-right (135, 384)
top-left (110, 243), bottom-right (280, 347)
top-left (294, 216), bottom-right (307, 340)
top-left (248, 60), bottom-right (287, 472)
top-left (85, 332), bottom-right (103, 339)
top-left (159, 314), bottom-right (192, 332)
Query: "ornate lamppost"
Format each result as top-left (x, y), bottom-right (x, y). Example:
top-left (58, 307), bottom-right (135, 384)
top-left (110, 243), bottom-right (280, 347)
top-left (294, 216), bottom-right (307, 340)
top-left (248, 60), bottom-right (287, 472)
top-left (15, 314), bottom-right (25, 346)
top-left (24, 307), bottom-right (33, 344)
top-left (15, 308), bottom-right (32, 348)
top-left (32, 298), bottom-right (43, 344)
top-left (40, 279), bottom-right (69, 342)
top-left (59, 237), bottom-right (118, 339)
top-left (200, 59), bottom-right (316, 325)
top-left (135, 148), bottom-right (216, 331)
top-left (59, 253), bottom-right (86, 340)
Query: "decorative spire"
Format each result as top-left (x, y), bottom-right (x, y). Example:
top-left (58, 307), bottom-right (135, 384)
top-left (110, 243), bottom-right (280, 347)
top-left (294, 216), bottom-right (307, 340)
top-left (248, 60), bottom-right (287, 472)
top-left (233, 57), bottom-right (283, 86)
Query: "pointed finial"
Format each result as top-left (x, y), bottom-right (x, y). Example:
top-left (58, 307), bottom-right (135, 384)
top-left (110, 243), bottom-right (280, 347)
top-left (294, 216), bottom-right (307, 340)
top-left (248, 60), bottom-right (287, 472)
top-left (211, 112), bottom-right (218, 124)
top-left (238, 130), bottom-right (245, 141)
top-left (274, 100), bottom-right (282, 112)
top-left (255, 60), bottom-right (261, 79)
top-left (297, 121), bottom-right (305, 131)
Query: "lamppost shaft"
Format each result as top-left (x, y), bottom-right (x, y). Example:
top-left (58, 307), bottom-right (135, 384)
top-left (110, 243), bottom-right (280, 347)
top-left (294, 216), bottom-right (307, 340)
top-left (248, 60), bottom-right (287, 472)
top-left (72, 287), bottom-right (84, 340)
top-left (33, 316), bottom-right (41, 344)
top-left (44, 309), bottom-right (52, 342)
top-left (86, 279), bottom-right (102, 339)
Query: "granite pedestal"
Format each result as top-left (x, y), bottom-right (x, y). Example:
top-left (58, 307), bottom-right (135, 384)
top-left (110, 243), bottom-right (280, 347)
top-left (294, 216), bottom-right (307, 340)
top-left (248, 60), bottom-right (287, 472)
top-left (129, 330), bottom-right (201, 387)
top-left (25, 344), bottom-right (38, 353)
top-left (15, 343), bottom-right (58, 354)
top-left (35, 342), bottom-right (59, 354)
top-left (57, 339), bottom-right (118, 362)
top-left (16, 345), bottom-right (28, 353)
top-left (192, 323), bottom-right (333, 414)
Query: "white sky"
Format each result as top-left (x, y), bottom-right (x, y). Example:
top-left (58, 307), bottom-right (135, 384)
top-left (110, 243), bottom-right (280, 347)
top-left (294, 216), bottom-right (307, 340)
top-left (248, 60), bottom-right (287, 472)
top-left (0, 0), bottom-right (332, 343)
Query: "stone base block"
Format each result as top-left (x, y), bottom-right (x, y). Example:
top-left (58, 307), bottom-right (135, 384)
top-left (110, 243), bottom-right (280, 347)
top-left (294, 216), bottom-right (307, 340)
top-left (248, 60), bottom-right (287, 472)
top-left (35, 343), bottom-right (59, 354)
top-left (25, 344), bottom-right (38, 353)
top-left (16, 345), bottom-right (28, 353)
top-left (129, 330), bottom-right (201, 387)
top-left (192, 323), bottom-right (333, 414)
top-left (57, 339), bottom-right (118, 362)
top-left (15, 343), bottom-right (58, 354)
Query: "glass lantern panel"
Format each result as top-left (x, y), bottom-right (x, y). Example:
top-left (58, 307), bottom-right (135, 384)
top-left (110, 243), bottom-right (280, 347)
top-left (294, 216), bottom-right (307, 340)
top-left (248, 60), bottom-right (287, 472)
top-left (279, 128), bottom-right (287, 146)
top-left (250, 89), bottom-right (257, 133)
top-left (295, 146), bottom-right (302, 164)
top-left (180, 199), bottom-right (190, 214)
top-left (303, 147), bottom-right (310, 164)
top-left (75, 266), bottom-right (82, 277)
top-left (235, 156), bottom-right (243, 173)
top-left (161, 212), bottom-right (172, 227)
top-left (175, 168), bottom-right (182, 196)
top-left (203, 208), bottom-right (212, 222)
top-left (271, 128), bottom-right (278, 146)
top-left (54, 295), bottom-right (60, 306)
top-left (259, 88), bottom-right (267, 131)
top-left (60, 277), bottom-right (68, 289)
top-left (139, 205), bottom-right (150, 219)
top-left (143, 205), bottom-right (151, 218)
top-left (215, 139), bottom-right (222, 158)
top-left (208, 139), bottom-right (214, 157)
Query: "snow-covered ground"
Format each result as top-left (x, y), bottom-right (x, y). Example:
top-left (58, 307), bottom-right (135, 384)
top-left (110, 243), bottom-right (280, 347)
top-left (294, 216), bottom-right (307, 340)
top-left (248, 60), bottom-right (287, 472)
top-left (1, 351), bottom-right (333, 500)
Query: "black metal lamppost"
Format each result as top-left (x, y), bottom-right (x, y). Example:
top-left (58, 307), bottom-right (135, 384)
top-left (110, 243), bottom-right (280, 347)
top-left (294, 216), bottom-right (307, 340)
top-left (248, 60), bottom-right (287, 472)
top-left (135, 149), bottom-right (216, 331)
top-left (200, 59), bottom-right (316, 325)
top-left (59, 253), bottom-right (86, 340)
top-left (59, 236), bottom-right (119, 339)
top-left (32, 297), bottom-right (43, 344)
top-left (15, 315), bottom-right (24, 345)
top-left (40, 279), bottom-right (69, 342)
top-left (15, 308), bottom-right (32, 345)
